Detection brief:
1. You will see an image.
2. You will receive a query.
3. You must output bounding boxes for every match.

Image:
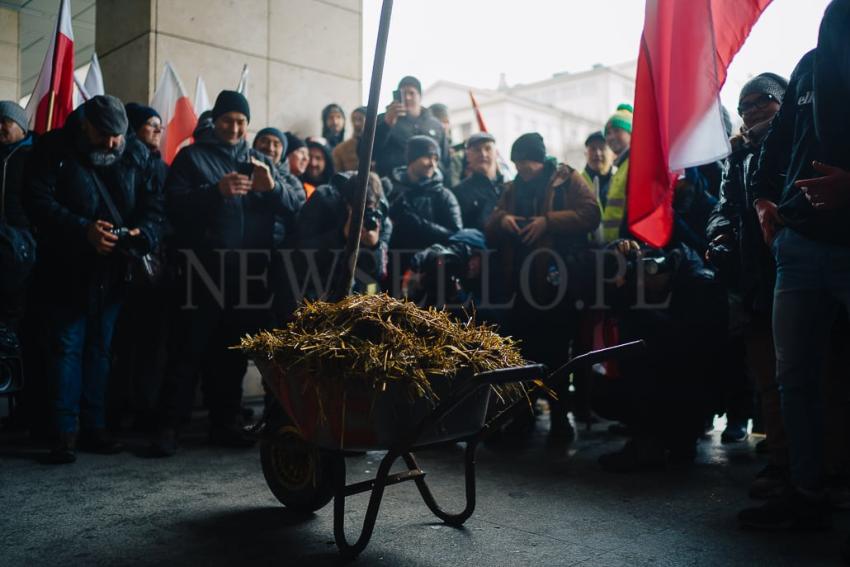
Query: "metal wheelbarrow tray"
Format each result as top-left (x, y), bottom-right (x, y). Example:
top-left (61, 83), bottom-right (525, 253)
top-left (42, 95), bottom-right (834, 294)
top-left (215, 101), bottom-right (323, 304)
top-left (252, 341), bottom-right (644, 559)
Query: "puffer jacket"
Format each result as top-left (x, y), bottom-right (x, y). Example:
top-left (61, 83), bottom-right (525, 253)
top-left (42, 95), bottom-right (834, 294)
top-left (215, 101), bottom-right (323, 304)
top-left (374, 108), bottom-right (450, 176)
top-left (387, 166), bottom-right (462, 257)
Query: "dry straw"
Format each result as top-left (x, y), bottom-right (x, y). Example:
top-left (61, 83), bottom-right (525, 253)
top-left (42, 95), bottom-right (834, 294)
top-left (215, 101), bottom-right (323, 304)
top-left (238, 294), bottom-right (532, 411)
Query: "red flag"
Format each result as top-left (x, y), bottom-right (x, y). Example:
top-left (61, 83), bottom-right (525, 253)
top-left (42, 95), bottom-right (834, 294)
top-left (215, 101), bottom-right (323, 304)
top-left (469, 91), bottom-right (488, 132)
top-left (25, 0), bottom-right (75, 134)
top-left (628, 0), bottom-right (772, 247)
top-left (151, 62), bottom-right (197, 164)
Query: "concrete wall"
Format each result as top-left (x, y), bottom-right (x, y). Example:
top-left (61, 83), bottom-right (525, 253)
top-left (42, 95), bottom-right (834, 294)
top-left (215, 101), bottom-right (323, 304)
top-left (0, 7), bottom-right (19, 101)
top-left (97, 0), bottom-right (362, 138)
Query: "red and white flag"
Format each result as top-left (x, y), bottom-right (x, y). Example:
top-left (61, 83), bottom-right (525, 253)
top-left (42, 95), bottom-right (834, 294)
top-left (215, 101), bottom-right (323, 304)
top-left (25, 0), bottom-right (75, 133)
top-left (151, 62), bottom-right (197, 164)
top-left (193, 76), bottom-right (211, 114)
top-left (73, 52), bottom-right (104, 107)
top-left (628, 0), bottom-right (772, 247)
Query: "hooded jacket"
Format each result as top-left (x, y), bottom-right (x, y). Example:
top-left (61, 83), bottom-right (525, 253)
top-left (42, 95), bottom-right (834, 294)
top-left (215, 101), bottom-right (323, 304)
top-left (485, 161), bottom-right (600, 304)
top-left (165, 132), bottom-right (300, 255)
top-left (751, 48), bottom-right (849, 245)
top-left (374, 108), bottom-right (450, 177)
top-left (387, 166), bottom-right (462, 258)
top-left (24, 109), bottom-right (165, 299)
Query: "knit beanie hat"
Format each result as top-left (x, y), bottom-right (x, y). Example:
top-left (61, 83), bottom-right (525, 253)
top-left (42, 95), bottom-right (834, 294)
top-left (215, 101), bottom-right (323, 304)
top-left (406, 135), bottom-right (441, 163)
top-left (254, 127), bottom-right (287, 155)
top-left (83, 95), bottom-right (129, 135)
top-left (212, 90), bottom-right (250, 123)
top-left (739, 72), bottom-right (788, 105)
top-left (398, 75), bottom-right (422, 94)
top-left (125, 102), bottom-right (161, 132)
top-left (605, 104), bottom-right (633, 135)
top-left (510, 132), bottom-right (546, 163)
top-left (284, 132), bottom-right (305, 158)
top-left (0, 101), bottom-right (28, 133)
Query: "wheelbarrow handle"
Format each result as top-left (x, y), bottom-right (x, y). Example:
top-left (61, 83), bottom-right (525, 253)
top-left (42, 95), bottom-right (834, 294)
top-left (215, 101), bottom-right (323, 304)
top-left (548, 340), bottom-right (646, 383)
top-left (473, 364), bottom-right (548, 386)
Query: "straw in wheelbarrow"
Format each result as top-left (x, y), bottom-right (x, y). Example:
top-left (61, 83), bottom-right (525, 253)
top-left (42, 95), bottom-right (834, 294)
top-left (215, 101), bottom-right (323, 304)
top-left (238, 294), bottom-right (534, 420)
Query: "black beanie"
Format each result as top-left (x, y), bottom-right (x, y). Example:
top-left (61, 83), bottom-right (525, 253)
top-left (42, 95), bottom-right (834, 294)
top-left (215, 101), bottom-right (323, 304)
top-left (739, 72), bottom-right (788, 105)
top-left (406, 135), bottom-right (440, 163)
top-left (284, 132), bottom-right (305, 158)
top-left (212, 90), bottom-right (251, 123)
top-left (125, 102), bottom-right (161, 133)
top-left (83, 95), bottom-right (128, 136)
top-left (510, 132), bottom-right (546, 163)
top-left (398, 75), bottom-right (422, 94)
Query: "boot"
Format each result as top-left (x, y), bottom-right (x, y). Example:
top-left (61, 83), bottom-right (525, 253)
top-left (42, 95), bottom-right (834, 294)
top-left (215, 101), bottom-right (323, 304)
top-left (47, 432), bottom-right (77, 465)
top-left (77, 428), bottom-right (124, 454)
top-left (148, 427), bottom-right (179, 458)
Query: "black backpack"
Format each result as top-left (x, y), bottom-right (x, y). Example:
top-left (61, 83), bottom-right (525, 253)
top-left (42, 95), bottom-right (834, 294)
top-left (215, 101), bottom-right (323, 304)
top-left (0, 148), bottom-right (36, 294)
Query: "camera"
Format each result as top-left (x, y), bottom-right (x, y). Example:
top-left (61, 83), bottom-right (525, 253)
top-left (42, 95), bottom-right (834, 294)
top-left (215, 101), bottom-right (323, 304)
top-left (109, 226), bottom-right (131, 240)
top-left (0, 324), bottom-right (24, 394)
top-left (362, 208), bottom-right (383, 232)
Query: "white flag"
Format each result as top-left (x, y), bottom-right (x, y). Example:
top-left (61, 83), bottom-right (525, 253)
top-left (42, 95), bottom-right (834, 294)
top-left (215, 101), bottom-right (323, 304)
top-left (194, 76), bottom-right (211, 114)
top-left (236, 64), bottom-right (249, 98)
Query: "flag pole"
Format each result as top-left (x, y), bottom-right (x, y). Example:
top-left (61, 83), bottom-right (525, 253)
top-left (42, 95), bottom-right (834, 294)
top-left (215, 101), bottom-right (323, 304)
top-left (46, 90), bottom-right (56, 131)
top-left (328, 0), bottom-right (393, 302)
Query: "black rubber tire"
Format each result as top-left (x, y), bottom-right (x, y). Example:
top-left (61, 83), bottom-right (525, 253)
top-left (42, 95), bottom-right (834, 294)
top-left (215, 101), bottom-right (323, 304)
top-left (260, 425), bottom-right (335, 514)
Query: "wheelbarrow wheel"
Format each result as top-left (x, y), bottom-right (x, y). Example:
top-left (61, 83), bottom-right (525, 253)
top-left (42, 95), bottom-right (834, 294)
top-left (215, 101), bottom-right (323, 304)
top-left (260, 425), bottom-right (335, 514)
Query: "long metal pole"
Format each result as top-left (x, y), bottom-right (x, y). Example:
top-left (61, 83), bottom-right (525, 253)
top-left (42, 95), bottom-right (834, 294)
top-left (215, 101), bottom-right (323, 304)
top-left (328, 0), bottom-right (394, 302)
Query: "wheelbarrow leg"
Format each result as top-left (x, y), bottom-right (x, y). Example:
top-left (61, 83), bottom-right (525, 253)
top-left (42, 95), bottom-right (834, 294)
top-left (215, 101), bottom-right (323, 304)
top-left (402, 438), bottom-right (479, 527)
top-left (332, 450), bottom-right (398, 559)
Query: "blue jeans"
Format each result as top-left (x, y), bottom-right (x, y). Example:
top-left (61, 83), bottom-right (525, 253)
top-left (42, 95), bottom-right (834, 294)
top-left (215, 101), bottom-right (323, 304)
top-left (772, 228), bottom-right (850, 491)
top-left (48, 290), bottom-right (123, 434)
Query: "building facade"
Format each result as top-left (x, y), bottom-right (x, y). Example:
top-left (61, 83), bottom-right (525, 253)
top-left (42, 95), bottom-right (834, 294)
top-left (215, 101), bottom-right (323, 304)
top-left (424, 62), bottom-right (636, 168)
top-left (0, 0), bottom-right (363, 139)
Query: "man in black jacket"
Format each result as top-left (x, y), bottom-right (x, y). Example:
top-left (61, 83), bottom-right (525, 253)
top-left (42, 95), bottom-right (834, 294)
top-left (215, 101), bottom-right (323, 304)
top-left (0, 101), bottom-right (35, 327)
top-left (387, 135), bottom-right (462, 274)
top-left (374, 76), bottom-right (450, 177)
top-left (740, 0), bottom-right (850, 531)
top-left (25, 95), bottom-right (164, 464)
top-left (153, 91), bottom-right (301, 455)
top-left (451, 132), bottom-right (504, 231)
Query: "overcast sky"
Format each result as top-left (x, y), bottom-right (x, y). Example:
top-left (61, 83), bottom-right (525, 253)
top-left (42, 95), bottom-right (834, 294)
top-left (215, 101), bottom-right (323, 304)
top-left (363, 0), bottom-right (830, 122)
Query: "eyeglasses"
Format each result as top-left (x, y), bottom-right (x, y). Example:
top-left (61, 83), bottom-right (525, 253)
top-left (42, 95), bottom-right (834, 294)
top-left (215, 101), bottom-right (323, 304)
top-left (144, 120), bottom-right (162, 130)
top-left (738, 94), bottom-right (777, 117)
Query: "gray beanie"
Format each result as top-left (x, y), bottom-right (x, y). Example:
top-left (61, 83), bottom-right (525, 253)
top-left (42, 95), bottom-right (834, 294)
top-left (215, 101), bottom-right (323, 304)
top-left (0, 101), bottom-right (28, 133)
top-left (739, 72), bottom-right (788, 104)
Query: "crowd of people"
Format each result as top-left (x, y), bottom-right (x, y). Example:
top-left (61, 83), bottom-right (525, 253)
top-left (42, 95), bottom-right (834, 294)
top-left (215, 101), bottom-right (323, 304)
top-left (2, 1), bottom-right (850, 540)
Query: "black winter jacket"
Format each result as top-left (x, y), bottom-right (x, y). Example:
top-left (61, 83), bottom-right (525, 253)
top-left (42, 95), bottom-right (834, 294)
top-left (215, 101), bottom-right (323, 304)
top-left (25, 110), bottom-right (164, 297)
top-left (707, 143), bottom-right (775, 313)
top-left (387, 167), bottom-right (462, 258)
top-left (751, 49), bottom-right (850, 245)
top-left (374, 108), bottom-right (450, 176)
top-left (451, 171), bottom-right (504, 232)
top-left (295, 181), bottom-right (392, 298)
top-left (272, 159), bottom-right (307, 248)
top-left (166, 135), bottom-right (300, 254)
top-left (1, 134), bottom-right (34, 229)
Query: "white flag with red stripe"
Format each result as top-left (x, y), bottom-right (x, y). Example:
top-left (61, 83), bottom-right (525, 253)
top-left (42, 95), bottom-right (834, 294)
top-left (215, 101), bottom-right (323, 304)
top-left (73, 52), bottom-right (104, 108)
top-left (628, 0), bottom-right (773, 247)
top-left (25, 0), bottom-right (75, 133)
top-left (151, 62), bottom-right (197, 164)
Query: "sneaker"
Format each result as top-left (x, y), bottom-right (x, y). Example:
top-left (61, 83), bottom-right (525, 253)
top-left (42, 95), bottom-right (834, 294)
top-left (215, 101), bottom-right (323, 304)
top-left (721, 420), bottom-right (748, 443)
top-left (739, 488), bottom-right (831, 531)
top-left (148, 428), bottom-right (179, 458)
top-left (209, 424), bottom-right (256, 448)
top-left (47, 432), bottom-right (77, 465)
top-left (749, 463), bottom-right (790, 500)
top-left (598, 437), bottom-right (667, 473)
top-left (78, 429), bottom-right (124, 454)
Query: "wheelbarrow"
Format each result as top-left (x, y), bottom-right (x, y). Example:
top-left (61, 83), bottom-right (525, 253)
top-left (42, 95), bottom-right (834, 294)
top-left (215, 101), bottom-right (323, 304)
top-left (252, 340), bottom-right (644, 558)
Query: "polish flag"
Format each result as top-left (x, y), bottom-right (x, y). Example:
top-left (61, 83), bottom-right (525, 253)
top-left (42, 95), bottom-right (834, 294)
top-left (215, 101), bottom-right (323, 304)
top-left (628, 0), bottom-right (772, 247)
top-left (25, 0), bottom-right (75, 133)
top-left (194, 76), bottom-right (211, 114)
top-left (73, 53), bottom-right (104, 107)
top-left (151, 62), bottom-right (197, 164)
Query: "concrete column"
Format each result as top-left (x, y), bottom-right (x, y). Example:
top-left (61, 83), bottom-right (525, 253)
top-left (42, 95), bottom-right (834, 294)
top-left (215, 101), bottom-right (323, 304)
top-left (96, 0), bottom-right (363, 136)
top-left (0, 7), bottom-right (19, 101)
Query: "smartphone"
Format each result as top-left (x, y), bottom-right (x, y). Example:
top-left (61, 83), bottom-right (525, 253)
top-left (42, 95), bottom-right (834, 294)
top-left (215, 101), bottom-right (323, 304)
top-left (236, 161), bottom-right (254, 177)
top-left (392, 89), bottom-right (402, 103)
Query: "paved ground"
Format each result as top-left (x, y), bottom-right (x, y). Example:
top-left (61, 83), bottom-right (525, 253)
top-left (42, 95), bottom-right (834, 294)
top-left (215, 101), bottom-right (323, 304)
top-left (2, 409), bottom-right (848, 567)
